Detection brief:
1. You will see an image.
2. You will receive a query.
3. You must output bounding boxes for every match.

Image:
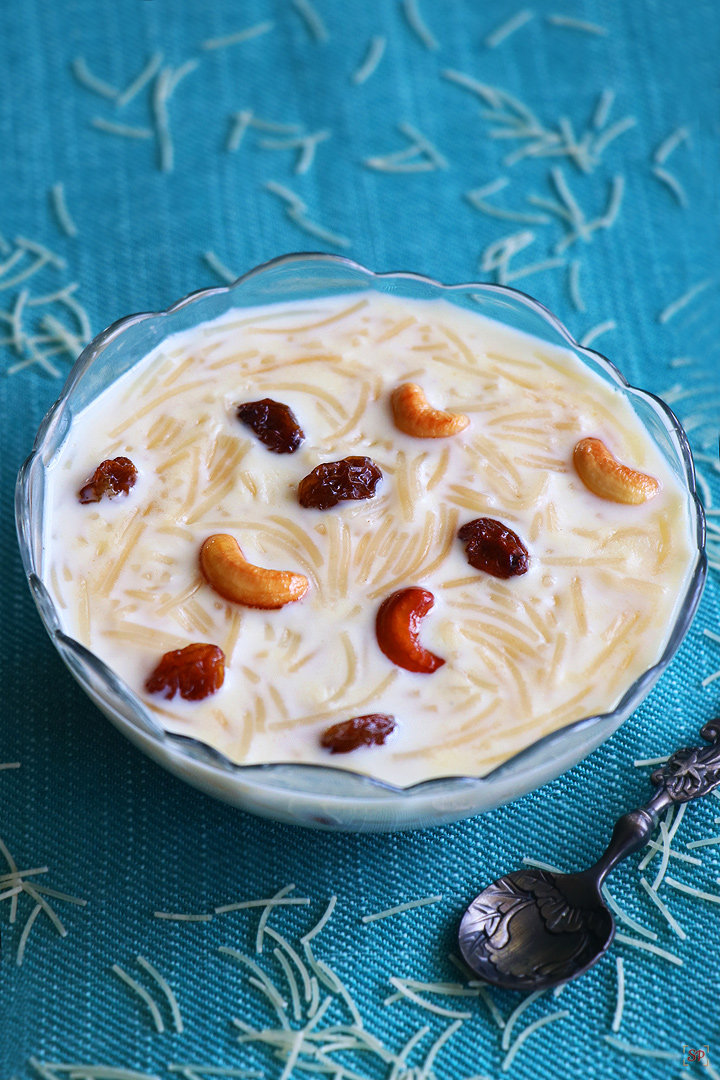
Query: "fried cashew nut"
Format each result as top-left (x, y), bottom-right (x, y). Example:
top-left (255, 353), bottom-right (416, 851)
top-left (375, 587), bottom-right (445, 674)
top-left (391, 383), bottom-right (470, 438)
top-left (573, 438), bottom-right (659, 505)
top-left (200, 533), bottom-right (309, 609)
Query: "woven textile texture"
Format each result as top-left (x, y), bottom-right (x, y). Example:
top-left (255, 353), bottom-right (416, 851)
top-left (1, 1), bottom-right (719, 1078)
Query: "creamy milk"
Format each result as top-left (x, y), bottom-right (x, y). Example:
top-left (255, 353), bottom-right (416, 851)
top-left (43, 293), bottom-right (697, 785)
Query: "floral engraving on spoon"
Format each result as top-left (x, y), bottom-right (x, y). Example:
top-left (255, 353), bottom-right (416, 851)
top-left (459, 870), bottom-right (612, 990)
top-left (651, 720), bottom-right (720, 801)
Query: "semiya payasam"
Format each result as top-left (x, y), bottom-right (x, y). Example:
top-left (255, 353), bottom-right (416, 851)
top-left (44, 292), bottom-right (696, 786)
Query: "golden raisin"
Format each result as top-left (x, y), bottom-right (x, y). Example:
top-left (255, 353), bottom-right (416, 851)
top-left (78, 457), bottom-right (137, 504)
top-left (298, 456), bottom-right (383, 510)
top-left (320, 714), bottom-right (396, 754)
top-left (145, 643), bottom-right (225, 701)
top-left (458, 518), bottom-right (529, 579)
top-left (236, 398), bottom-right (305, 454)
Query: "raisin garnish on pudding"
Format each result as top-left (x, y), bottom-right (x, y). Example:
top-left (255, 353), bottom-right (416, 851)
top-left (298, 456), bottom-right (382, 510)
top-left (77, 457), bottom-right (137, 504)
top-left (321, 715), bottom-right (396, 754)
top-left (145, 643), bottom-right (225, 701)
top-left (458, 518), bottom-right (529, 579)
top-left (236, 398), bottom-right (305, 454)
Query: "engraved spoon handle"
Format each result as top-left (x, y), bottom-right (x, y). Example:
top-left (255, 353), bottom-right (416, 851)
top-left (588, 720), bottom-right (720, 885)
top-left (649, 720), bottom-right (720, 803)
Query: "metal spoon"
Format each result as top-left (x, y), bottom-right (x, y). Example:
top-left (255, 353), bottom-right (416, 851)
top-left (459, 720), bottom-right (720, 991)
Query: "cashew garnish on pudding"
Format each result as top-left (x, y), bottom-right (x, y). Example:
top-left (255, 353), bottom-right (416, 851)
top-left (200, 533), bottom-right (309, 609)
top-left (375, 587), bottom-right (445, 674)
top-left (573, 437), bottom-right (660, 504)
top-left (391, 382), bottom-right (470, 438)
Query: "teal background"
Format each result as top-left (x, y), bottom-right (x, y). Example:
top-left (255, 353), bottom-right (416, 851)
top-left (1, 1), bottom-right (719, 1077)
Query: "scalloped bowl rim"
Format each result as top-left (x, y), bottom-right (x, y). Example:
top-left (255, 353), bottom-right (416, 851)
top-left (15, 252), bottom-right (708, 804)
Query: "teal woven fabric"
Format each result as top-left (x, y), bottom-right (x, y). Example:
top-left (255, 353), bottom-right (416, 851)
top-left (1, 1), bottom-right (719, 1077)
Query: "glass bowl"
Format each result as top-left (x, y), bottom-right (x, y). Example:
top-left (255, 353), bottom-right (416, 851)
top-left (15, 254), bottom-right (707, 832)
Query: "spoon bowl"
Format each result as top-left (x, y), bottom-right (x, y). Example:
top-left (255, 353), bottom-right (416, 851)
top-left (459, 868), bottom-right (615, 992)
